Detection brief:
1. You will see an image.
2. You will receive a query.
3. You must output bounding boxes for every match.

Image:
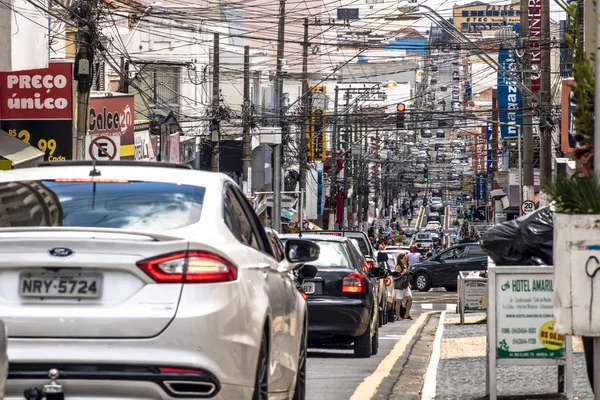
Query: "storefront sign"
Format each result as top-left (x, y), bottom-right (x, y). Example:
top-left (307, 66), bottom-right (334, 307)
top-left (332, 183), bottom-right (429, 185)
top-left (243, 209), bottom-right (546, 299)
top-left (528, 0), bottom-right (542, 93)
top-left (465, 280), bottom-right (487, 310)
top-left (0, 62), bottom-right (73, 160)
top-left (134, 131), bottom-right (155, 161)
top-left (496, 273), bottom-right (565, 358)
top-left (89, 95), bottom-right (135, 158)
top-left (497, 48), bottom-right (522, 139)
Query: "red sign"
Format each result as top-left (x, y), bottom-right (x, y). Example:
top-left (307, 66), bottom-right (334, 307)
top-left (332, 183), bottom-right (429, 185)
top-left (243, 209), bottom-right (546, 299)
top-left (89, 95), bottom-right (134, 146)
top-left (0, 62), bottom-right (73, 120)
top-left (528, 0), bottom-right (542, 93)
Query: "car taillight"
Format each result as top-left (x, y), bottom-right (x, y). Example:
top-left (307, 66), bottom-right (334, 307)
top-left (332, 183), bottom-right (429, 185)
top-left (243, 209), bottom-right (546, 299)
top-left (385, 277), bottom-right (392, 286)
top-left (159, 367), bottom-right (205, 375)
top-left (342, 272), bottom-right (365, 293)
top-left (366, 261), bottom-right (374, 270)
top-left (137, 251), bottom-right (238, 283)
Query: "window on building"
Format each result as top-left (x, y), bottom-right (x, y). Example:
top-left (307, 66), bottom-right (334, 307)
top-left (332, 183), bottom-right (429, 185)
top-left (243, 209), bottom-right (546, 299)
top-left (461, 23), bottom-right (469, 31)
top-left (477, 10), bottom-right (484, 16)
top-left (462, 10), bottom-right (469, 16)
top-left (337, 8), bottom-right (359, 20)
top-left (140, 65), bottom-right (181, 109)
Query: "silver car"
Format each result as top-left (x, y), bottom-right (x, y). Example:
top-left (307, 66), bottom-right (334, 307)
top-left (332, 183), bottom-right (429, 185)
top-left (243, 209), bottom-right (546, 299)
top-left (0, 162), bottom-right (319, 400)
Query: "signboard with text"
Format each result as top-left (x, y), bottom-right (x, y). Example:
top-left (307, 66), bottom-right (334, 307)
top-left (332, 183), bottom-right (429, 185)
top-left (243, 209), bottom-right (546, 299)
top-left (464, 280), bottom-right (488, 311)
top-left (89, 94), bottom-right (135, 158)
top-left (496, 273), bottom-right (565, 358)
top-left (0, 62), bottom-right (73, 160)
top-left (497, 48), bottom-right (522, 139)
top-left (528, 0), bottom-right (542, 93)
top-left (560, 79), bottom-right (576, 153)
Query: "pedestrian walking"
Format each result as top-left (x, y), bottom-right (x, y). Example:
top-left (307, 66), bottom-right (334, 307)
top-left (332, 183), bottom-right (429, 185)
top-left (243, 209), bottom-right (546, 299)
top-left (407, 211), bottom-right (413, 227)
top-left (393, 254), bottom-right (413, 320)
top-left (407, 244), bottom-right (422, 269)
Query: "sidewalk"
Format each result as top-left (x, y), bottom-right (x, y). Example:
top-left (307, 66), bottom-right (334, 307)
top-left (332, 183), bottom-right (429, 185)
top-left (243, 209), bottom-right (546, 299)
top-left (426, 312), bottom-right (594, 400)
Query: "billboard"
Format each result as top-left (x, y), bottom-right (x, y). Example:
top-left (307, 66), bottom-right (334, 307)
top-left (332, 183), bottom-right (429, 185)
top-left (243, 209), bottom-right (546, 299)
top-left (497, 48), bottom-right (522, 139)
top-left (486, 122), bottom-right (493, 172)
top-left (0, 62), bottom-right (73, 160)
top-left (560, 79), bottom-right (576, 153)
top-left (89, 94), bottom-right (135, 158)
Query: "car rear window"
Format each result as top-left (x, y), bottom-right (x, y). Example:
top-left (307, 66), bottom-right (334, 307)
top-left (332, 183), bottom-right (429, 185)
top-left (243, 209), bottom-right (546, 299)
top-left (345, 233), bottom-right (371, 256)
top-left (0, 179), bottom-right (205, 230)
top-left (309, 241), bottom-right (352, 268)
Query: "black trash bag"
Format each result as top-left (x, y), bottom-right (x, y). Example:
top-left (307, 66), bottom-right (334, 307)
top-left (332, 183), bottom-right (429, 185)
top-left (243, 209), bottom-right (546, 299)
top-left (516, 206), bottom-right (554, 265)
top-left (481, 206), bottom-right (554, 266)
top-left (481, 219), bottom-right (523, 265)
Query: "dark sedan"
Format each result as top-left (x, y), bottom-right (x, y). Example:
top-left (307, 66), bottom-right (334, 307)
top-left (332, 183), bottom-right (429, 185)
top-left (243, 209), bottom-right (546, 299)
top-left (280, 234), bottom-right (385, 358)
top-left (410, 243), bottom-right (487, 292)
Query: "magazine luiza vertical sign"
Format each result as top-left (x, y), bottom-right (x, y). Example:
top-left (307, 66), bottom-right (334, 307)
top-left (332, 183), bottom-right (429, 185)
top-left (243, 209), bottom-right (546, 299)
top-left (486, 259), bottom-right (573, 400)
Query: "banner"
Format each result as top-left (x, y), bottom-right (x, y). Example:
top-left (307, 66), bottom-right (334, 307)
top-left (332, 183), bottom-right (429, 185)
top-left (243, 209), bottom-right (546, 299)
top-left (497, 48), bottom-right (522, 139)
top-left (0, 62), bottom-right (73, 160)
top-left (560, 79), bottom-right (576, 153)
top-left (528, 0), bottom-right (542, 93)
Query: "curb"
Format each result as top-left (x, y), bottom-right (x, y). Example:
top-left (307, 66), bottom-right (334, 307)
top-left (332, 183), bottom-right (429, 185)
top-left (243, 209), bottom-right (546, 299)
top-left (421, 310), bottom-right (446, 400)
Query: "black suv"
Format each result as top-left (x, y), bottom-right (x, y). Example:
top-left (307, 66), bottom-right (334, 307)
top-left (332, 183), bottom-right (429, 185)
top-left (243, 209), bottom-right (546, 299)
top-left (411, 243), bottom-right (487, 292)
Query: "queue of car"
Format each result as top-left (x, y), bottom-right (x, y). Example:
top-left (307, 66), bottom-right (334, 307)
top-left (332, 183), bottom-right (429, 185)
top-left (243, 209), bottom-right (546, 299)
top-left (0, 161), bottom-right (489, 400)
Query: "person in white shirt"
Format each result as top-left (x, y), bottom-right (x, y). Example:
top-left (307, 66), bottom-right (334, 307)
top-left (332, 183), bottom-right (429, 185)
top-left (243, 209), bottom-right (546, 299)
top-left (407, 245), bottom-right (422, 269)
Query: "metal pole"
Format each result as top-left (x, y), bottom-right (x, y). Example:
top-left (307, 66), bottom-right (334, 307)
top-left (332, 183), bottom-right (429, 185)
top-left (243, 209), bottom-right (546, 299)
top-left (520, 0), bottom-right (534, 201)
top-left (242, 45), bottom-right (252, 196)
top-left (272, 0), bottom-right (286, 233)
top-left (299, 188), bottom-right (305, 236)
top-left (210, 33), bottom-right (220, 172)
top-left (299, 18), bottom-right (310, 196)
top-left (332, 86), bottom-right (339, 175)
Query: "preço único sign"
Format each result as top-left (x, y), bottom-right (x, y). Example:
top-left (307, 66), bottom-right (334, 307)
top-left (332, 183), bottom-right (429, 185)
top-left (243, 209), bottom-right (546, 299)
top-left (496, 274), bottom-right (565, 358)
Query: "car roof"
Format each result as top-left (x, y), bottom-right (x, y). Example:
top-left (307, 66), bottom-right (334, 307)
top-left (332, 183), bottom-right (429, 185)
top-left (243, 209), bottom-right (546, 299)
top-left (279, 233), bottom-right (346, 243)
top-left (0, 164), bottom-right (233, 191)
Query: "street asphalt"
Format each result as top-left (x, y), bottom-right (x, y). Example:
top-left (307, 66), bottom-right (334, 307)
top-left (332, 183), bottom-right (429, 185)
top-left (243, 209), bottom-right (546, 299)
top-left (306, 290), bottom-right (454, 400)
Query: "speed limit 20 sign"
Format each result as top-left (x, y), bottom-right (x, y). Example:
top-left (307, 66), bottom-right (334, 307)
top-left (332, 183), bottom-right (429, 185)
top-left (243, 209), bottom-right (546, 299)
top-left (521, 200), bottom-right (535, 216)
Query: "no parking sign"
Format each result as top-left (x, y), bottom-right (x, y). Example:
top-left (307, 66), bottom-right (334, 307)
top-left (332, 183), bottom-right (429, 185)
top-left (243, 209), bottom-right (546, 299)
top-left (85, 135), bottom-right (120, 161)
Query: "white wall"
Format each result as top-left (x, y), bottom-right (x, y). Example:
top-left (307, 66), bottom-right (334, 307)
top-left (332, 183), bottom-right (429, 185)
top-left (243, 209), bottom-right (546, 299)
top-left (0, 0), bottom-right (48, 71)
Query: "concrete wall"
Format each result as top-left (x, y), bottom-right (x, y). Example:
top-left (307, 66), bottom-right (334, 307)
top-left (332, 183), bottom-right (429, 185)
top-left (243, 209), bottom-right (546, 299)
top-left (0, 0), bottom-right (48, 72)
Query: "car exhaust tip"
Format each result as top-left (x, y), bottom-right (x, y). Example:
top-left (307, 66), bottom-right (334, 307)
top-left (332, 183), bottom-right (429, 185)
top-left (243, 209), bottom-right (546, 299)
top-left (163, 381), bottom-right (217, 397)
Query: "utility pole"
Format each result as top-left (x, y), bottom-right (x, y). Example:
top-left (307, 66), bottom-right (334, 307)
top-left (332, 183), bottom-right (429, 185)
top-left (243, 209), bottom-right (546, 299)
top-left (343, 92), bottom-right (350, 229)
top-left (272, 0), bottom-right (286, 232)
top-left (242, 45), bottom-right (252, 196)
top-left (210, 33), bottom-right (220, 172)
top-left (332, 86), bottom-right (339, 177)
top-left (539, 0), bottom-right (552, 185)
top-left (520, 1), bottom-right (535, 200)
top-left (299, 18), bottom-right (310, 197)
top-left (74, 0), bottom-right (98, 160)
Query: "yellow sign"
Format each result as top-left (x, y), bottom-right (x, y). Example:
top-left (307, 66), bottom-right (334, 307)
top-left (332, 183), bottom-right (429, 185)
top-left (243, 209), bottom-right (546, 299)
top-left (538, 321), bottom-right (566, 351)
top-left (0, 160), bottom-right (12, 170)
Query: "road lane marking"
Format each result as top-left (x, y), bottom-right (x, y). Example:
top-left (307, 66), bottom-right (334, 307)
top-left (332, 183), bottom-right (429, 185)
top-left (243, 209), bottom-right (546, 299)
top-left (421, 311), bottom-right (446, 400)
top-left (349, 312), bottom-right (431, 400)
top-left (446, 304), bottom-right (456, 311)
top-left (421, 303), bottom-right (433, 309)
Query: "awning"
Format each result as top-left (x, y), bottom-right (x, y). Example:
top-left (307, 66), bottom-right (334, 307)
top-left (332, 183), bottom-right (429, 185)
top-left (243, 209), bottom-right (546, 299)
top-left (0, 130), bottom-right (45, 169)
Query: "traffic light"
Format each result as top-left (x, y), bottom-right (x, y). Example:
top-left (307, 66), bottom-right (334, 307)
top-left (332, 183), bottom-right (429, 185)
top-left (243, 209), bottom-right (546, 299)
top-left (423, 167), bottom-right (429, 183)
top-left (396, 103), bottom-right (406, 129)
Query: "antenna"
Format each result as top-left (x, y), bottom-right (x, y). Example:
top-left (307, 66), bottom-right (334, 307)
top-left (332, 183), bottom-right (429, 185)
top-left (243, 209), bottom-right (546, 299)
top-left (89, 159), bottom-right (101, 177)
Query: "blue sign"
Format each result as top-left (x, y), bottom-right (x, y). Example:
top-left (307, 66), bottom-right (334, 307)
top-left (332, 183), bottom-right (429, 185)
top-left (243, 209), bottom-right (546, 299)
top-left (317, 167), bottom-right (324, 215)
top-left (497, 48), bottom-right (522, 139)
top-left (476, 173), bottom-right (488, 201)
top-left (486, 122), bottom-right (493, 173)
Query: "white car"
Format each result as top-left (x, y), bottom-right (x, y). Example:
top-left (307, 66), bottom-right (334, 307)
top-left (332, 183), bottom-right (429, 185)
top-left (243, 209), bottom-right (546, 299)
top-left (0, 161), bottom-right (320, 400)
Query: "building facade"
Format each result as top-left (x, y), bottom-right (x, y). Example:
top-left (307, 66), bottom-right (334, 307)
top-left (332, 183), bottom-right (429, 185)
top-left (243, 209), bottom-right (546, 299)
top-left (453, 1), bottom-right (520, 33)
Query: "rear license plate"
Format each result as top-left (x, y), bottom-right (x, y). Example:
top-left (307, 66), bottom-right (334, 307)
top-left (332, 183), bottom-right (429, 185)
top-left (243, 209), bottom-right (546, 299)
top-left (302, 282), bottom-right (315, 294)
top-left (20, 273), bottom-right (102, 298)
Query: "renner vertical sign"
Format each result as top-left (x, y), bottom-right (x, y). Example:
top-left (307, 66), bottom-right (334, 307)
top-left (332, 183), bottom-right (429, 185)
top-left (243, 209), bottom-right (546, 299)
top-left (528, 0), bottom-right (542, 93)
top-left (497, 48), bottom-right (522, 139)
